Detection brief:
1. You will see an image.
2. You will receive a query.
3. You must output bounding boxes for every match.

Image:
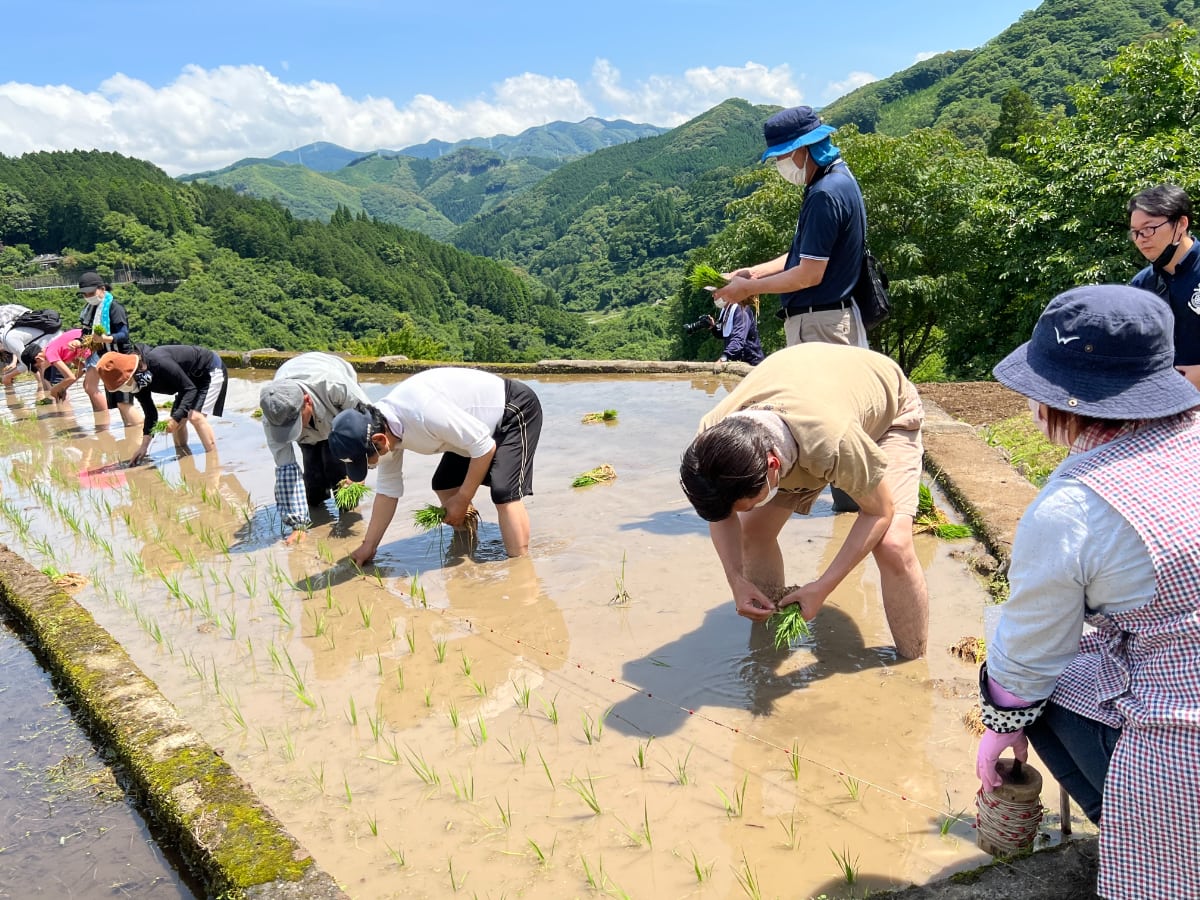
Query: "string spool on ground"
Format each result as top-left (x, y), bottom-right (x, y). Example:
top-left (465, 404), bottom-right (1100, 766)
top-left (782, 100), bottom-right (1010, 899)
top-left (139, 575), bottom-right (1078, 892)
top-left (976, 758), bottom-right (1044, 856)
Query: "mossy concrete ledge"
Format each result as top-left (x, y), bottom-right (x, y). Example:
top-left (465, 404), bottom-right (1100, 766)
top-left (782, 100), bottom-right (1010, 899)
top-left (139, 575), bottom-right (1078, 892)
top-left (0, 546), bottom-right (346, 899)
top-left (218, 350), bottom-right (752, 378)
top-left (918, 396), bottom-right (1040, 568)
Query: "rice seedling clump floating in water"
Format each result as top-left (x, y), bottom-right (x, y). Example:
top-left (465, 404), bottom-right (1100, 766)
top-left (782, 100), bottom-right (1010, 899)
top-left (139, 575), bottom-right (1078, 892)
top-left (581, 409), bottom-right (618, 424)
top-left (571, 464), bottom-right (617, 488)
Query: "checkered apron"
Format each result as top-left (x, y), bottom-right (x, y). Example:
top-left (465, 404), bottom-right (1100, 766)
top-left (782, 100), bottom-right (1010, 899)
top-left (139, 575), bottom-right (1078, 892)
top-left (1049, 412), bottom-right (1200, 899)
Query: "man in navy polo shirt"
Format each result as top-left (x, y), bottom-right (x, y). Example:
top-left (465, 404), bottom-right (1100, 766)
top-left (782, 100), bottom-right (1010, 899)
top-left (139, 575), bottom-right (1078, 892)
top-left (1128, 183), bottom-right (1200, 388)
top-left (715, 105), bottom-right (867, 350)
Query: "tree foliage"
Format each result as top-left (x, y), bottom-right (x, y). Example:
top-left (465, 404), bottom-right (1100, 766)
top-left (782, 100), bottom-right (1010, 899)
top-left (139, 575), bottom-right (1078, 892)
top-left (823, 0), bottom-right (1200, 144)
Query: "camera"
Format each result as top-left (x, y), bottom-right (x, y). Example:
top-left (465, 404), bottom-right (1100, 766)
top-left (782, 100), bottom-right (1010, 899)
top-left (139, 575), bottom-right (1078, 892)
top-left (684, 315), bottom-right (714, 335)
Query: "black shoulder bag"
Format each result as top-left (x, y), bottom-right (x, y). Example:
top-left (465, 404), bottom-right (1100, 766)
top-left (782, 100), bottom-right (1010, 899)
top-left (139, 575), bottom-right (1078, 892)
top-left (851, 199), bottom-right (891, 331)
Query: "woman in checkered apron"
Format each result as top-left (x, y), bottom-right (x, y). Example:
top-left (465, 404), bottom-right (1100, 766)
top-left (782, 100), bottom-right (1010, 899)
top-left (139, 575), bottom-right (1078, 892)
top-left (975, 284), bottom-right (1200, 899)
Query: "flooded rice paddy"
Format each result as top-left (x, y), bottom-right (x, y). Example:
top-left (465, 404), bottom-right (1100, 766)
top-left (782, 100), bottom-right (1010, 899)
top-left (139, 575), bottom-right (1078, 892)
top-left (0, 371), bottom-right (1023, 898)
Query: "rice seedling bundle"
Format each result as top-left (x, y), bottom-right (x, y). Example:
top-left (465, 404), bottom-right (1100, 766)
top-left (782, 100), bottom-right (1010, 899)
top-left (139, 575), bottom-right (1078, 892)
top-left (149, 420), bottom-right (170, 435)
top-left (767, 596), bottom-right (812, 650)
top-left (580, 409), bottom-right (618, 424)
top-left (686, 264), bottom-right (730, 292)
top-left (571, 464), bottom-right (617, 488)
top-left (413, 504), bottom-right (447, 530)
top-left (335, 481), bottom-right (371, 510)
top-left (913, 483), bottom-right (973, 540)
top-left (413, 502), bottom-right (481, 542)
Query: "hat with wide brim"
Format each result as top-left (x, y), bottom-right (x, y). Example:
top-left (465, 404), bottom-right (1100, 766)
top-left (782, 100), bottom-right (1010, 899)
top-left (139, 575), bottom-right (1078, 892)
top-left (994, 284), bottom-right (1200, 420)
top-left (761, 106), bottom-right (837, 162)
top-left (97, 352), bottom-right (139, 393)
top-left (259, 381), bottom-right (305, 445)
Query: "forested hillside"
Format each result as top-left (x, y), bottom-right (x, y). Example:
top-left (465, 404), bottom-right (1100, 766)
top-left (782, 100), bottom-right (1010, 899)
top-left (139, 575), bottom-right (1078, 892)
top-left (184, 147), bottom-right (561, 240)
top-left (452, 99), bottom-right (773, 312)
top-left (822, 0), bottom-right (1200, 143)
top-left (0, 151), bottom-right (582, 361)
top-left (179, 119), bottom-right (666, 239)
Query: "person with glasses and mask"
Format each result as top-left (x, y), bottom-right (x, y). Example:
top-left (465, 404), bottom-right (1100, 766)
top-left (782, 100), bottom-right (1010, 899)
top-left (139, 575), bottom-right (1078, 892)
top-left (678, 342), bottom-right (928, 660)
top-left (1128, 184), bottom-right (1200, 387)
top-left (713, 106), bottom-right (868, 351)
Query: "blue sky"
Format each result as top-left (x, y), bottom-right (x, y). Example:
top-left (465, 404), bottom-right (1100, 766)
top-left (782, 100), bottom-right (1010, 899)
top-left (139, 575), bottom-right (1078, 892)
top-left (0, 0), bottom-right (1037, 175)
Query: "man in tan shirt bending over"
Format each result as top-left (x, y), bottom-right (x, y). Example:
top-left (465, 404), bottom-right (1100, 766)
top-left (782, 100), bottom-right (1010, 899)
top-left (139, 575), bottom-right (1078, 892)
top-left (679, 342), bottom-right (928, 659)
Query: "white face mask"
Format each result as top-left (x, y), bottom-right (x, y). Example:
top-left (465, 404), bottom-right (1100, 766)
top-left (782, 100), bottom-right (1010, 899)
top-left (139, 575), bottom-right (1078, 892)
top-left (713, 298), bottom-right (727, 311)
top-left (774, 151), bottom-right (807, 186)
top-left (752, 465), bottom-right (780, 508)
top-left (84, 291), bottom-right (103, 307)
top-left (118, 377), bottom-right (138, 394)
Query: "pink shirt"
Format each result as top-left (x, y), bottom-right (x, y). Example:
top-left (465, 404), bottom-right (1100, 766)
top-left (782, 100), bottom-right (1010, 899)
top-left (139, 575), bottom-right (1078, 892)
top-left (44, 329), bottom-right (85, 365)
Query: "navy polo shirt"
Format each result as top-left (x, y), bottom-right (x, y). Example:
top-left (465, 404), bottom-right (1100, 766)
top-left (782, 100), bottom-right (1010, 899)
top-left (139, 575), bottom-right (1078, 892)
top-left (1130, 240), bottom-right (1200, 366)
top-left (779, 160), bottom-right (865, 312)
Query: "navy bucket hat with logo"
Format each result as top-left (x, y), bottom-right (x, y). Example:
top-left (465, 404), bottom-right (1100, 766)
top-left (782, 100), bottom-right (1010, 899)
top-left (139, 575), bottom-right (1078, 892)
top-left (994, 284), bottom-right (1200, 420)
top-left (760, 106), bottom-right (837, 162)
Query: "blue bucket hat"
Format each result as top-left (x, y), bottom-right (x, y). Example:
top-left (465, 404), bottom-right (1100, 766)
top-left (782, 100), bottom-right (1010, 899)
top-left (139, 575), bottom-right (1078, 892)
top-left (761, 106), bottom-right (837, 162)
top-left (994, 284), bottom-right (1200, 420)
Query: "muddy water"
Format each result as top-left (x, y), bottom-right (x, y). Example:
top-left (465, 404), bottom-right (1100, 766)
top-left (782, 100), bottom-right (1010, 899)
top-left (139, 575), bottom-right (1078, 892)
top-left (0, 372), bottom-right (1041, 898)
top-left (0, 619), bottom-right (197, 897)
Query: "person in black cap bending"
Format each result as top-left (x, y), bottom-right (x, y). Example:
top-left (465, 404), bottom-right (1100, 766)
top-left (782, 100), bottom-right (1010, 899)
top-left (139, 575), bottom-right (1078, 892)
top-left (714, 105), bottom-right (868, 351)
top-left (328, 368), bottom-right (542, 565)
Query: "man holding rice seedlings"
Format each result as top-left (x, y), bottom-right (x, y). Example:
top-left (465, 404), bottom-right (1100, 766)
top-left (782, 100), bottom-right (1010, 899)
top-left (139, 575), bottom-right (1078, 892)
top-left (679, 342), bottom-right (928, 659)
top-left (712, 106), bottom-right (868, 351)
top-left (259, 352), bottom-right (370, 542)
top-left (327, 367), bottom-right (542, 564)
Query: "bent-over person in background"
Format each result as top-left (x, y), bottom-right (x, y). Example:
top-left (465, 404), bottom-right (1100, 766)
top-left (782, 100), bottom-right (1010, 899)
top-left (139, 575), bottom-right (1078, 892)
top-left (98, 344), bottom-right (228, 465)
top-left (259, 352), bottom-right (370, 542)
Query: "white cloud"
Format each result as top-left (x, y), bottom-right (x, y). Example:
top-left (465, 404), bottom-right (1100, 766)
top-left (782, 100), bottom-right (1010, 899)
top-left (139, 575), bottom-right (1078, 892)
top-left (0, 59), bottom-right (802, 175)
top-left (822, 71), bottom-right (878, 104)
top-left (592, 58), bottom-right (803, 125)
top-left (914, 51), bottom-right (940, 63)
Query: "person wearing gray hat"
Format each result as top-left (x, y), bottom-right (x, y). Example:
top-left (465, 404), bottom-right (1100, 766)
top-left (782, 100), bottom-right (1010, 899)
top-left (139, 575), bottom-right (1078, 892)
top-left (975, 284), bottom-right (1200, 900)
top-left (713, 105), bottom-right (868, 351)
top-left (259, 352), bottom-right (370, 541)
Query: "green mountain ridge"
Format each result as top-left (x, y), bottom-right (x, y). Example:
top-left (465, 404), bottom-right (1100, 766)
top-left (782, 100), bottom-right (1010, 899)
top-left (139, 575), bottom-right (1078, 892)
top-left (451, 98), bottom-right (774, 312)
top-left (822, 0), bottom-right (1200, 140)
top-left (179, 119), bottom-right (668, 238)
top-left (399, 117), bottom-right (668, 160)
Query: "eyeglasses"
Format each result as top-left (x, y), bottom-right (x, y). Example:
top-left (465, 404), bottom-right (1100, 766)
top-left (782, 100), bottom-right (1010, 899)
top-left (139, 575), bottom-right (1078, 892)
top-left (1128, 219), bottom-right (1175, 241)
